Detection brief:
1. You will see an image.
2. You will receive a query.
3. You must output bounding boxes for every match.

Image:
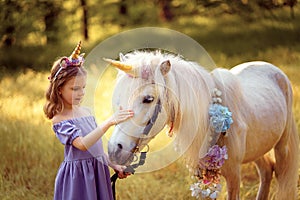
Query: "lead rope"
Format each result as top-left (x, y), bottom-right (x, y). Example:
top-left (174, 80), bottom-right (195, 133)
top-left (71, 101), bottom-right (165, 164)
top-left (110, 151), bottom-right (147, 200)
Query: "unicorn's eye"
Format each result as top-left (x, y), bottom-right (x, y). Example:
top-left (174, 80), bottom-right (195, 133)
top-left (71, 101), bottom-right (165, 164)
top-left (143, 95), bottom-right (154, 104)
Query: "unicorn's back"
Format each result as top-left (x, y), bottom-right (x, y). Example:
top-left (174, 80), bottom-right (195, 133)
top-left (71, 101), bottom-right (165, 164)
top-left (229, 61), bottom-right (292, 162)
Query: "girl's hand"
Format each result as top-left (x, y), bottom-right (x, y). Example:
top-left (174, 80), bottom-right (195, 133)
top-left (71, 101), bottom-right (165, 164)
top-left (113, 164), bottom-right (131, 179)
top-left (111, 107), bottom-right (134, 125)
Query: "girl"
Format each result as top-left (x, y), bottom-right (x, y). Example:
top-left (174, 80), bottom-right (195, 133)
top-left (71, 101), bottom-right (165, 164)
top-left (44, 41), bottom-right (133, 200)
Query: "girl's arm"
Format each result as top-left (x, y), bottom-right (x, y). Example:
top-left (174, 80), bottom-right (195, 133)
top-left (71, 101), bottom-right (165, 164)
top-left (72, 108), bottom-right (133, 151)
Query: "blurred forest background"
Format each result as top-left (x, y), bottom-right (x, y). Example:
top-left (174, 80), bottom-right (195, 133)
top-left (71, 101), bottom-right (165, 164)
top-left (0, 0), bottom-right (299, 199)
top-left (0, 0), bottom-right (299, 71)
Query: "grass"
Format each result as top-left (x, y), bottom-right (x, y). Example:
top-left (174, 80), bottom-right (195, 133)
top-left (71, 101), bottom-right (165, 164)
top-left (1, 6), bottom-right (300, 200)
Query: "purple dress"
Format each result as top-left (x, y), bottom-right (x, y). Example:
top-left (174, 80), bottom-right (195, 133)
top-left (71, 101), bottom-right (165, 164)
top-left (52, 116), bottom-right (113, 200)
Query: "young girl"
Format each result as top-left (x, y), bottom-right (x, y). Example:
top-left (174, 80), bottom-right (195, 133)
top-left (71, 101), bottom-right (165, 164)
top-left (44, 41), bottom-right (133, 200)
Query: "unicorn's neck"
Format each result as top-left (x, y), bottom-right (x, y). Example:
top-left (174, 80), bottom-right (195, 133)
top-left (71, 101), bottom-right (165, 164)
top-left (165, 61), bottom-right (215, 166)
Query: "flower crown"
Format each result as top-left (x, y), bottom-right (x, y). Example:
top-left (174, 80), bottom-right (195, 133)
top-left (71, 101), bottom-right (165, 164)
top-left (50, 41), bottom-right (85, 81)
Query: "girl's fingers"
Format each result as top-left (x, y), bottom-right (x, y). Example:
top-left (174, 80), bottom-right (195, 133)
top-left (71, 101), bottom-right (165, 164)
top-left (113, 108), bottom-right (134, 124)
top-left (119, 110), bottom-right (134, 116)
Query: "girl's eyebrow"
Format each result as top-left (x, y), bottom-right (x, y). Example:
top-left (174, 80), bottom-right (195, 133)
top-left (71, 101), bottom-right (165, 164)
top-left (71, 85), bottom-right (81, 89)
top-left (72, 85), bottom-right (85, 88)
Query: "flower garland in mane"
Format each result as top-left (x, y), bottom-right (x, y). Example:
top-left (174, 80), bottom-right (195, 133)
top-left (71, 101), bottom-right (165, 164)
top-left (190, 88), bottom-right (233, 199)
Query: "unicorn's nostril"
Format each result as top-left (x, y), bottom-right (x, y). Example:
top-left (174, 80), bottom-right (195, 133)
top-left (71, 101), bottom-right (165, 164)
top-left (117, 143), bottom-right (123, 149)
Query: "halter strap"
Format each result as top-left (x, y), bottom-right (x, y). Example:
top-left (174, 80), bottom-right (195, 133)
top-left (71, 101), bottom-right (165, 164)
top-left (143, 99), bottom-right (162, 135)
top-left (132, 98), bottom-right (162, 153)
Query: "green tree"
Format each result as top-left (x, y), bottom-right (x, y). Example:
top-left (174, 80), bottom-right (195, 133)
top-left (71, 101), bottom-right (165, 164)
top-left (158, 0), bottom-right (174, 21)
top-left (0, 0), bottom-right (36, 46)
top-left (80, 0), bottom-right (89, 40)
top-left (0, 0), bottom-right (65, 46)
top-left (40, 0), bottom-right (64, 44)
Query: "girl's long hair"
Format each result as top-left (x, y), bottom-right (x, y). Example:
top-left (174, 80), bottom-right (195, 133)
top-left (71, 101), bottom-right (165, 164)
top-left (43, 57), bottom-right (87, 119)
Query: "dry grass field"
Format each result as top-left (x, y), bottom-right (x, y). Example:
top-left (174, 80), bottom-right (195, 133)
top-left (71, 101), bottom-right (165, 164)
top-left (1, 7), bottom-right (300, 200)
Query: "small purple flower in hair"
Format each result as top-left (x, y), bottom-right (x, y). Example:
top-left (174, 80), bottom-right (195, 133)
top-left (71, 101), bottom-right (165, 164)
top-left (49, 41), bottom-right (85, 82)
top-left (141, 66), bottom-right (153, 79)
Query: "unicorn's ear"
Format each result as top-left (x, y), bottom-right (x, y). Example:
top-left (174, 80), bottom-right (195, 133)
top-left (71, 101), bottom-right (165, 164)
top-left (160, 60), bottom-right (171, 76)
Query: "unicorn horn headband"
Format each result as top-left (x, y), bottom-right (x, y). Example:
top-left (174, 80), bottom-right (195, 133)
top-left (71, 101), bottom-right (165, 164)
top-left (67, 40), bottom-right (85, 66)
top-left (51, 41), bottom-right (85, 81)
top-left (71, 41), bottom-right (84, 60)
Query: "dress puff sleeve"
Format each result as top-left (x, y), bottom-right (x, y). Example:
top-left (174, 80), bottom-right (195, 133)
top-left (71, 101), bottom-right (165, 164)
top-left (53, 122), bottom-right (81, 145)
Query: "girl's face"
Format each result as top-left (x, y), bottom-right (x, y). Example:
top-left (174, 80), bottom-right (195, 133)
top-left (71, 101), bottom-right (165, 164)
top-left (59, 75), bottom-right (86, 109)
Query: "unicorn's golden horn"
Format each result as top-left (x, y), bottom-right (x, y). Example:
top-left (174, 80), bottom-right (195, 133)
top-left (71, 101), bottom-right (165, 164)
top-left (103, 58), bottom-right (133, 72)
top-left (71, 41), bottom-right (82, 59)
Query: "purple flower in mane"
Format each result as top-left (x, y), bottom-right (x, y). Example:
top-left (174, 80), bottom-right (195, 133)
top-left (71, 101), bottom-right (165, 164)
top-left (200, 145), bottom-right (228, 170)
top-left (141, 66), bottom-right (152, 79)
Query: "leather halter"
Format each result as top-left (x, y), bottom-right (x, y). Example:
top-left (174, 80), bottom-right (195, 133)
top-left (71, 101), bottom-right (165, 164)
top-left (132, 98), bottom-right (162, 153)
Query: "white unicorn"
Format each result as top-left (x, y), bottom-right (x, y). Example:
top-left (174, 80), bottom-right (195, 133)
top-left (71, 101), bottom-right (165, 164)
top-left (105, 50), bottom-right (299, 200)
